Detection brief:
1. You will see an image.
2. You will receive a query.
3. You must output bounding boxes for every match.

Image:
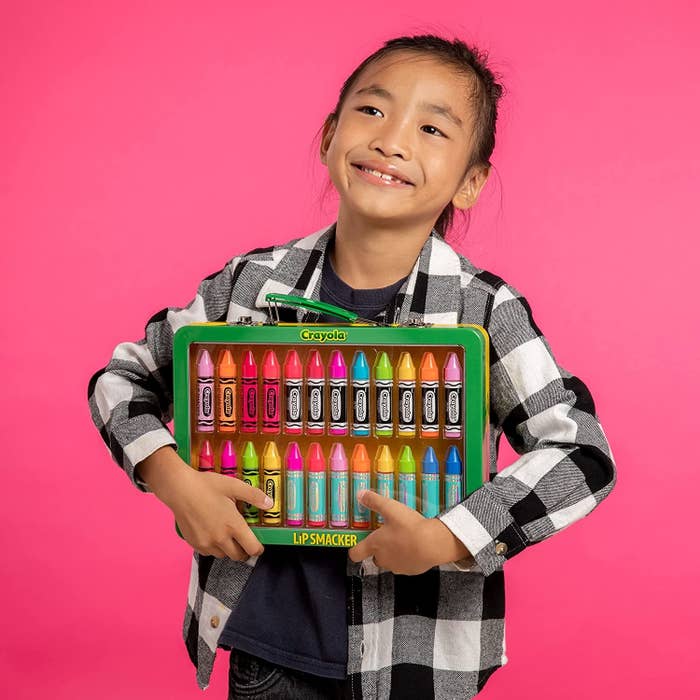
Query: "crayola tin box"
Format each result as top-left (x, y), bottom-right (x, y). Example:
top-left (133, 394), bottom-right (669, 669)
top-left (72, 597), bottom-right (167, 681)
top-left (172, 294), bottom-right (490, 547)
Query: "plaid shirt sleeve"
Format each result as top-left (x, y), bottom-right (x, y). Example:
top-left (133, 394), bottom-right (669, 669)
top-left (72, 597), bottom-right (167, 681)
top-left (438, 282), bottom-right (617, 577)
top-left (87, 256), bottom-right (241, 492)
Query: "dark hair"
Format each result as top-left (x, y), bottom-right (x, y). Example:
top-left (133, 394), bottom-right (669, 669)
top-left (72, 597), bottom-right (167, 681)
top-left (317, 34), bottom-right (505, 239)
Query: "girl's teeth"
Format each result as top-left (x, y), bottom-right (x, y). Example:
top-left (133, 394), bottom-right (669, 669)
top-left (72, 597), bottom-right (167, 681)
top-left (361, 166), bottom-right (407, 184)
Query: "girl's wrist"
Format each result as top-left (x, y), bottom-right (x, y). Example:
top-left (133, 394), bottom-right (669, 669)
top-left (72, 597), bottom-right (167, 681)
top-left (423, 518), bottom-right (473, 567)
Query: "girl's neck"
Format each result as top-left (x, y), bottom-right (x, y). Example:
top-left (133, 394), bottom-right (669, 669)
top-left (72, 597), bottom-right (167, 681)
top-left (330, 209), bottom-right (434, 289)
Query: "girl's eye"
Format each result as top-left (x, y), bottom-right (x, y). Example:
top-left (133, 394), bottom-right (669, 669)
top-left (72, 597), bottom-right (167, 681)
top-left (422, 125), bottom-right (446, 138)
top-left (356, 106), bottom-right (447, 138)
top-left (357, 105), bottom-right (383, 117)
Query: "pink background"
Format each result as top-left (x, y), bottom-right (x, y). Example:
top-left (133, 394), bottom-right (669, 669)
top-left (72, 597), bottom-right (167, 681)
top-left (3, 1), bottom-right (698, 697)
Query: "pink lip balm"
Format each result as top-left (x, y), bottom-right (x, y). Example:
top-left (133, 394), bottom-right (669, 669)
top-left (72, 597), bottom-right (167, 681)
top-left (443, 352), bottom-right (463, 439)
top-left (262, 350), bottom-right (281, 434)
top-left (328, 350), bottom-right (348, 436)
top-left (283, 350), bottom-right (303, 435)
top-left (241, 350), bottom-right (258, 433)
top-left (220, 440), bottom-right (237, 478)
top-left (198, 439), bottom-right (214, 472)
top-left (196, 349), bottom-right (214, 432)
top-left (306, 350), bottom-right (325, 435)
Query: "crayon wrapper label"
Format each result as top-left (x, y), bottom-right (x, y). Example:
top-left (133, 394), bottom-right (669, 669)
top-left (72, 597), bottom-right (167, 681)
top-left (263, 380), bottom-right (280, 426)
top-left (352, 382), bottom-right (369, 433)
top-left (421, 383), bottom-right (439, 431)
top-left (197, 379), bottom-right (214, 430)
top-left (398, 381), bottom-right (415, 433)
top-left (329, 380), bottom-right (347, 424)
top-left (286, 471), bottom-right (304, 522)
top-left (308, 472), bottom-right (326, 524)
top-left (445, 475), bottom-right (462, 509)
top-left (243, 472), bottom-right (260, 520)
top-left (330, 471), bottom-right (348, 525)
top-left (285, 380), bottom-right (302, 429)
top-left (219, 380), bottom-right (236, 429)
top-left (353, 473), bottom-right (371, 524)
top-left (242, 380), bottom-right (257, 429)
top-left (375, 382), bottom-right (393, 431)
top-left (376, 473), bottom-right (394, 523)
top-left (444, 382), bottom-right (462, 435)
top-left (262, 472), bottom-right (281, 524)
top-left (421, 474), bottom-right (440, 518)
top-left (307, 380), bottom-right (324, 430)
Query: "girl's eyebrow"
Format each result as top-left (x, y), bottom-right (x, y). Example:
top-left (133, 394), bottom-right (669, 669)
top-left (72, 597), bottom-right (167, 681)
top-left (353, 84), bottom-right (464, 129)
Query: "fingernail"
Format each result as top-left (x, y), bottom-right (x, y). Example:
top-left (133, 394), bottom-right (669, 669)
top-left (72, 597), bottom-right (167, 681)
top-left (357, 490), bottom-right (367, 502)
top-left (263, 496), bottom-right (273, 508)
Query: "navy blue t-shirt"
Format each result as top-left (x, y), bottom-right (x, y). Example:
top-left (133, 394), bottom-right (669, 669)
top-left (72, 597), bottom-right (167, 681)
top-left (218, 239), bottom-right (407, 678)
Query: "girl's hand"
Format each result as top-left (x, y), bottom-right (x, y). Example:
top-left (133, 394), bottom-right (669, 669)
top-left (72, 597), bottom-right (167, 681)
top-left (165, 468), bottom-right (272, 561)
top-left (347, 490), bottom-right (474, 575)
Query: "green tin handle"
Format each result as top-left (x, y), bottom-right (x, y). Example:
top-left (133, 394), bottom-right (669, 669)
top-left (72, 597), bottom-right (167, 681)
top-left (265, 293), bottom-right (359, 323)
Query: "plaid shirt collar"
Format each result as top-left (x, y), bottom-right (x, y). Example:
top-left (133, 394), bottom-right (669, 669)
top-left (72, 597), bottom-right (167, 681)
top-left (254, 222), bottom-right (463, 325)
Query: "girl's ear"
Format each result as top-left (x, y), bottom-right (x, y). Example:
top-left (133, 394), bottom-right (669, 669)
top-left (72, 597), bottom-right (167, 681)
top-left (452, 164), bottom-right (491, 210)
top-left (320, 116), bottom-right (337, 165)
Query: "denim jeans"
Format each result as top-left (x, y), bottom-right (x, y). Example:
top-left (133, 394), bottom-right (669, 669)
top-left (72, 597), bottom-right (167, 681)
top-left (228, 648), bottom-right (352, 699)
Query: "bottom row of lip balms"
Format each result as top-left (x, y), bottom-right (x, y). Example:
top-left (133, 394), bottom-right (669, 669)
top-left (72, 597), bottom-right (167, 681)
top-left (195, 440), bottom-right (464, 528)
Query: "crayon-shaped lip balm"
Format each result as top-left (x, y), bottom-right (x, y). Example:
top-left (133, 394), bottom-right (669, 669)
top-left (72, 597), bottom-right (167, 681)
top-left (374, 352), bottom-right (394, 437)
top-left (262, 441), bottom-right (282, 525)
top-left (397, 352), bottom-right (416, 437)
top-left (443, 352), bottom-right (463, 439)
top-left (420, 446), bottom-right (440, 518)
top-left (420, 352), bottom-right (439, 438)
top-left (262, 350), bottom-right (281, 434)
top-left (398, 446), bottom-right (417, 511)
top-left (241, 351), bottom-right (258, 433)
top-left (217, 349), bottom-right (237, 433)
top-left (330, 443), bottom-right (349, 527)
top-left (196, 349), bottom-right (215, 433)
top-left (241, 441), bottom-right (260, 523)
top-left (306, 351), bottom-right (325, 435)
top-left (375, 445), bottom-right (395, 524)
top-left (283, 350), bottom-right (303, 435)
top-left (351, 444), bottom-right (371, 529)
top-left (351, 351), bottom-right (370, 437)
top-left (307, 442), bottom-right (327, 527)
top-left (328, 351), bottom-right (348, 436)
top-left (220, 440), bottom-right (237, 478)
top-left (198, 439), bottom-right (214, 472)
top-left (444, 446), bottom-right (463, 508)
top-left (285, 442), bottom-right (304, 526)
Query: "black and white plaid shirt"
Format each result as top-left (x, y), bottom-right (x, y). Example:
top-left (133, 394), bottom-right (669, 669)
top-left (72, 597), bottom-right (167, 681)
top-left (87, 223), bottom-right (617, 698)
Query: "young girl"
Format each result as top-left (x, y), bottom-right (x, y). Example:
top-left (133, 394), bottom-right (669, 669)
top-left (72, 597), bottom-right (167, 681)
top-left (88, 34), bottom-right (616, 700)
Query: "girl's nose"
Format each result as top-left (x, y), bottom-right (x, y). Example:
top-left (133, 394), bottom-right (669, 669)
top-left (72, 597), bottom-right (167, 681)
top-left (368, 119), bottom-right (413, 160)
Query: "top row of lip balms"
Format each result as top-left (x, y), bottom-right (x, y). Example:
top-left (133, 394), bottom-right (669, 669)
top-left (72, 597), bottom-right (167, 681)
top-left (195, 348), bottom-right (463, 439)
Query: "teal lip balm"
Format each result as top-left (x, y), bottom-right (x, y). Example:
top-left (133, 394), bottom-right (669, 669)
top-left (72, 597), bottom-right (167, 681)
top-left (398, 446), bottom-right (417, 511)
top-left (285, 442), bottom-right (304, 526)
top-left (421, 446), bottom-right (440, 518)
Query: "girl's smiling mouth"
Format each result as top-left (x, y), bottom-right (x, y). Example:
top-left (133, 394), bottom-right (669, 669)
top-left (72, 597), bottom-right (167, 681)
top-left (351, 163), bottom-right (414, 187)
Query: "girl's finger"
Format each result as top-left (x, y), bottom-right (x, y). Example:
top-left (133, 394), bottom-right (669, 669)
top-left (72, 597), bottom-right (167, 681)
top-left (217, 537), bottom-right (249, 561)
top-left (230, 511), bottom-right (265, 558)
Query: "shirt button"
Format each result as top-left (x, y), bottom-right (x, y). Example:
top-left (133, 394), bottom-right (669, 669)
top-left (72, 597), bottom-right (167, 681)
top-left (210, 615), bottom-right (220, 629)
top-left (495, 541), bottom-right (508, 556)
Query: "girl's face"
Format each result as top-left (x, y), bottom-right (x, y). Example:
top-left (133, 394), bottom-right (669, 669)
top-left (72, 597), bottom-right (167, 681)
top-left (321, 51), bottom-right (485, 230)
